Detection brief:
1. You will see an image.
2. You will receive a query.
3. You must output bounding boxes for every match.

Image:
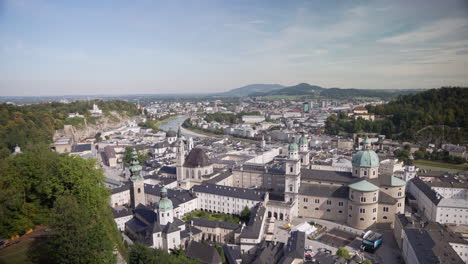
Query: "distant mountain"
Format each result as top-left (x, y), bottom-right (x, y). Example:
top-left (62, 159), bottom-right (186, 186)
top-left (250, 83), bottom-right (324, 96)
top-left (221, 84), bottom-right (284, 97)
top-left (249, 83), bottom-right (422, 99)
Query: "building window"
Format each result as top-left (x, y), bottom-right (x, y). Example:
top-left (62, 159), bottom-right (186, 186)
top-left (303, 206), bottom-right (308, 209)
top-left (373, 197), bottom-right (376, 202)
top-left (304, 198), bottom-right (308, 202)
top-left (338, 210), bottom-right (343, 213)
top-left (326, 200), bottom-right (331, 205)
top-left (398, 192), bottom-right (402, 196)
top-left (290, 167), bottom-right (293, 173)
top-left (315, 208), bottom-right (319, 210)
top-left (360, 218), bottom-right (364, 221)
top-left (383, 207), bottom-right (389, 212)
top-left (326, 209), bottom-right (331, 212)
top-left (360, 197), bottom-right (366, 202)
top-left (349, 205), bottom-right (352, 210)
top-left (373, 171), bottom-right (376, 175)
top-left (372, 217), bottom-right (376, 220)
top-left (383, 216), bottom-right (388, 219)
top-left (373, 208), bottom-right (377, 213)
top-left (338, 202), bottom-right (343, 206)
top-left (360, 208), bottom-right (365, 213)
top-left (138, 188), bottom-right (141, 193)
top-left (315, 199), bottom-right (320, 203)
top-left (364, 171), bottom-right (367, 176)
top-left (398, 203), bottom-right (402, 207)
top-left (355, 170), bottom-right (358, 174)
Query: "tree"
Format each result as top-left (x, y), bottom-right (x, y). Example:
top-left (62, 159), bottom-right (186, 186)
top-left (336, 247), bottom-right (351, 260)
top-left (240, 206), bottom-right (251, 224)
top-left (33, 195), bottom-right (116, 264)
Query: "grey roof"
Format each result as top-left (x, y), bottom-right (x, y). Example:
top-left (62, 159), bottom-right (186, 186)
top-left (112, 207), bottom-right (132, 218)
top-left (154, 141), bottom-right (170, 148)
top-left (72, 143), bottom-right (92, 153)
top-left (159, 166), bottom-right (176, 174)
top-left (111, 183), bottom-right (130, 194)
top-left (299, 184), bottom-right (349, 198)
top-left (283, 231), bottom-right (305, 260)
top-left (134, 204), bottom-right (157, 224)
top-left (405, 228), bottom-right (464, 264)
top-left (248, 241), bottom-right (285, 264)
top-left (162, 221), bottom-right (180, 234)
top-left (144, 184), bottom-right (197, 207)
top-left (190, 218), bottom-right (240, 230)
top-left (186, 240), bottom-right (222, 264)
top-left (104, 145), bottom-right (116, 158)
top-left (301, 168), bottom-right (353, 183)
top-left (411, 177), bottom-right (441, 205)
top-left (205, 169), bottom-right (233, 184)
top-left (240, 203), bottom-right (266, 239)
top-left (184, 148), bottom-right (212, 168)
top-left (223, 245), bottom-right (242, 264)
top-left (192, 183), bottom-right (266, 201)
top-left (378, 191), bottom-right (397, 205)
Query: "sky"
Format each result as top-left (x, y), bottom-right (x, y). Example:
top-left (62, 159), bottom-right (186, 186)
top-left (0, 0), bottom-right (468, 96)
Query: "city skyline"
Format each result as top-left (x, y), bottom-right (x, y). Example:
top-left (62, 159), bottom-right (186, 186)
top-left (1, 0), bottom-right (468, 96)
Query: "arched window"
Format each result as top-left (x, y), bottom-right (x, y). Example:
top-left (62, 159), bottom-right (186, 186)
top-left (138, 188), bottom-right (141, 193)
top-left (198, 170), bottom-right (202, 179)
top-left (290, 167), bottom-right (293, 173)
top-left (364, 171), bottom-right (367, 176)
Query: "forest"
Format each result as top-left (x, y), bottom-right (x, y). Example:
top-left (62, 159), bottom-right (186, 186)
top-left (0, 100), bottom-right (139, 151)
top-left (325, 87), bottom-right (467, 145)
top-left (0, 145), bottom-right (123, 263)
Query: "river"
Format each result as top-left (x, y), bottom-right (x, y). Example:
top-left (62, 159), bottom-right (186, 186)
top-left (158, 116), bottom-right (208, 138)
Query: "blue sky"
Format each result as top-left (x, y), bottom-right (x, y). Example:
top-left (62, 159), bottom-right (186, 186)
top-left (0, 0), bottom-right (467, 96)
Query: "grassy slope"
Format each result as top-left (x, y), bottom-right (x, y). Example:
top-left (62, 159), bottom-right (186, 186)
top-left (414, 160), bottom-right (468, 172)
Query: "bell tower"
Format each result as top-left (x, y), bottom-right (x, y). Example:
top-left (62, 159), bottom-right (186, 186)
top-left (176, 138), bottom-right (185, 182)
top-left (130, 148), bottom-right (145, 207)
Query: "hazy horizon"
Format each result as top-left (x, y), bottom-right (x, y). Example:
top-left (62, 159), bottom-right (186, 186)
top-left (1, 0), bottom-right (468, 96)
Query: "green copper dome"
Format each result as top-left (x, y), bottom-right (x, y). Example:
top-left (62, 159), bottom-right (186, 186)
top-left (158, 187), bottom-right (173, 211)
top-left (288, 142), bottom-right (299, 152)
top-left (299, 135), bottom-right (308, 146)
top-left (352, 150), bottom-right (380, 167)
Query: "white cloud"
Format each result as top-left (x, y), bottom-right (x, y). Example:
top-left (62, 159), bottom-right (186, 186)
top-left (379, 18), bottom-right (468, 44)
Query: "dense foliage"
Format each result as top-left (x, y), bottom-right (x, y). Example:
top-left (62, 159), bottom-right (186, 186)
top-left (128, 243), bottom-right (199, 264)
top-left (0, 100), bottom-right (139, 151)
top-left (0, 146), bottom-right (121, 263)
top-left (326, 87), bottom-right (467, 144)
top-left (182, 210), bottom-right (241, 224)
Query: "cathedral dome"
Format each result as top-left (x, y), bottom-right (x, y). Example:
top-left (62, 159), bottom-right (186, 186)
top-left (352, 150), bottom-right (379, 167)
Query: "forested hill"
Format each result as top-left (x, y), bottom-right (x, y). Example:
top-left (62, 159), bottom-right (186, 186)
top-left (326, 87), bottom-right (467, 145)
top-left (0, 100), bottom-right (139, 151)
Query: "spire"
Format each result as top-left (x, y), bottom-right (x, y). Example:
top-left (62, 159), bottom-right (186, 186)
top-left (177, 127), bottom-right (182, 138)
top-left (129, 148), bottom-right (143, 182)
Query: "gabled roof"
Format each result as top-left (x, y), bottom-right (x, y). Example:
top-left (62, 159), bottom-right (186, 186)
top-left (192, 183), bottom-right (266, 201)
top-left (348, 180), bottom-right (379, 192)
top-left (184, 148), bottom-right (212, 168)
top-left (186, 241), bottom-right (222, 264)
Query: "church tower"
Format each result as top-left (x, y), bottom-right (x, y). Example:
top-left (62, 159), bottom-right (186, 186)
top-left (176, 138), bottom-right (185, 182)
top-left (157, 187), bottom-right (174, 226)
top-left (285, 139), bottom-right (301, 203)
top-left (130, 148), bottom-right (145, 207)
top-left (403, 154), bottom-right (417, 181)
